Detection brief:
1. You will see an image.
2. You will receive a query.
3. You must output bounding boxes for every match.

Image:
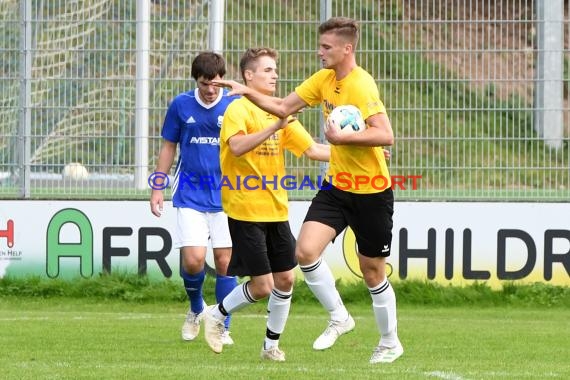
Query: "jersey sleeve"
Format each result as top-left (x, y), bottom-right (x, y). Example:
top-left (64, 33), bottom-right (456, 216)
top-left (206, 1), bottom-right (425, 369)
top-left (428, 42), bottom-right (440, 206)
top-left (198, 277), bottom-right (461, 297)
top-left (349, 70), bottom-right (386, 120)
top-left (220, 100), bottom-right (249, 143)
top-left (283, 120), bottom-right (315, 157)
top-left (161, 97), bottom-right (182, 143)
top-left (295, 69), bottom-right (330, 107)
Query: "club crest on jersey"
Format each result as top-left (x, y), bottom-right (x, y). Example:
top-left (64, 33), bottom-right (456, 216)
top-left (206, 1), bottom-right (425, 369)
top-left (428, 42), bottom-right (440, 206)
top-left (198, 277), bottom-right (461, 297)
top-left (217, 115), bottom-right (223, 128)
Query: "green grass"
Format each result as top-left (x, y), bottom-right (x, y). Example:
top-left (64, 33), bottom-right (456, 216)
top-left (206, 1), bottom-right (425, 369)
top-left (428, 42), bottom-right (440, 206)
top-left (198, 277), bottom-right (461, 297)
top-left (2, 274), bottom-right (570, 378)
top-left (1, 298), bottom-right (569, 379)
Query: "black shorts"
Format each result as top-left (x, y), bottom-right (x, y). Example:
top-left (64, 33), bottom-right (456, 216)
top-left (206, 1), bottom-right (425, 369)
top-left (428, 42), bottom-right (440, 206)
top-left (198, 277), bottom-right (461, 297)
top-left (227, 217), bottom-right (297, 277)
top-left (304, 181), bottom-right (394, 257)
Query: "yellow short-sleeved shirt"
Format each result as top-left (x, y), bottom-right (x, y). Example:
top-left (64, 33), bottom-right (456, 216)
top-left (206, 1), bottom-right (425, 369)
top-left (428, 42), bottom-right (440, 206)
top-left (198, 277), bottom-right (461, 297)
top-left (295, 67), bottom-right (391, 194)
top-left (220, 97), bottom-right (314, 221)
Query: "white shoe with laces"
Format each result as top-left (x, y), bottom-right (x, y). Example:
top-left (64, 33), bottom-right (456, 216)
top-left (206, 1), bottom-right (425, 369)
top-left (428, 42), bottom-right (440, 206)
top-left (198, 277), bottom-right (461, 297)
top-left (260, 346), bottom-right (286, 362)
top-left (203, 305), bottom-right (225, 353)
top-left (312, 314), bottom-right (355, 350)
top-left (369, 342), bottom-right (404, 364)
top-left (181, 301), bottom-right (207, 341)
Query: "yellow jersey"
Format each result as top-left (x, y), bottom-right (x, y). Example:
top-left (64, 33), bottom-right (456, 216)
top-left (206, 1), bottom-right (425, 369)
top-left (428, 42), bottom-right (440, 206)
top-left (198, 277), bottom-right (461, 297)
top-left (220, 97), bottom-right (314, 221)
top-left (295, 67), bottom-right (391, 194)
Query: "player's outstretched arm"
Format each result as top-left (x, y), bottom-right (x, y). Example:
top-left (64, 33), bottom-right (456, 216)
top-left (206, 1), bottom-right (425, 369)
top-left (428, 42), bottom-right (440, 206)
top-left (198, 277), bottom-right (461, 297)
top-left (212, 79), bottom-right (250, 96)
top-left (214, 79), bottom-right (307, 119)
top-left (303, 143), bottom-right (330, 162)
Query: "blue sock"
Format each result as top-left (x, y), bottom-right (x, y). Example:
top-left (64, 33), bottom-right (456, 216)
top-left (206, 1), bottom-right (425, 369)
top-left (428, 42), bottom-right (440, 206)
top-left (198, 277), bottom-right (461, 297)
top-left (216, 274), bottom-right (238, 330)
top-left (180, 269), bottom-right (205, 314)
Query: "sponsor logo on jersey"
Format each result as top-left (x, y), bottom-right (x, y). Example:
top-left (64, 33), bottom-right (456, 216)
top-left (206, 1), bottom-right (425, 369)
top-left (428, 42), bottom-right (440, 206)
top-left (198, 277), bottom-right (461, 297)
top-left (189, 136), bottom-right (220, 145)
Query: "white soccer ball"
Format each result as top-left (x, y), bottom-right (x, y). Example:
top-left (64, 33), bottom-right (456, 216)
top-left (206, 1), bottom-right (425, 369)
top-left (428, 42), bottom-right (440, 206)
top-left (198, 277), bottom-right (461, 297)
top-left (326, 105), bottom-right (366, 134)
top-left (62, 162), bottom-right (89, 180)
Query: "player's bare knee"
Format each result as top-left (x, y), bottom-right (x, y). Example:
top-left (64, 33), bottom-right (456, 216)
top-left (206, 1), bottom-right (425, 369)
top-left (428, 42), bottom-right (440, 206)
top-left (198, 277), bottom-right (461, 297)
top-left (273, 271), bottom-right (294, 291)
top-left (182, 261), bottom-right (205, 274)
top-left (359, 261), bottom-right (386, 286)
top-left (362, 272), bottom-right (385, 287)
top-left (213, 249), bottom-right (231, 271)
top-left (213, 257), bottom-right (230, 273)
top-left (249, 277), bottom-right (274, 299)
top-left (295, 244), bottom-right (319, 265)
top-left (251, 285), bottom-right (272, 299)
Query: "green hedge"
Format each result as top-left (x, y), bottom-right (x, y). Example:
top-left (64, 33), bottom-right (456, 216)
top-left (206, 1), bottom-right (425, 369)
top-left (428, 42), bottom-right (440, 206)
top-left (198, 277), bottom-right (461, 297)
top-left (2, 272), bottom-right (569, 307)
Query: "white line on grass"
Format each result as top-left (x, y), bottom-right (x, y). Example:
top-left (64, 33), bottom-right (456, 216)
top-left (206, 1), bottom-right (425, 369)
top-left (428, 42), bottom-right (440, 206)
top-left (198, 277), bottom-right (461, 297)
top-left (482, 371), bottom-right (561, 378)
top-left (425, 371), bottom-right (466, 380)
top-left (0, 313), bottom-right (341, 321)
top-left (0, 316), bottom-right (49, 321)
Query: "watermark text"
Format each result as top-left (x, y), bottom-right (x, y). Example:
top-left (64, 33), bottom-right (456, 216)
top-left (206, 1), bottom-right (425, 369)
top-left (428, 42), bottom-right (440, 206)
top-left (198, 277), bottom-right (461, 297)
top-left (148, 172), bottom-right (421, 192)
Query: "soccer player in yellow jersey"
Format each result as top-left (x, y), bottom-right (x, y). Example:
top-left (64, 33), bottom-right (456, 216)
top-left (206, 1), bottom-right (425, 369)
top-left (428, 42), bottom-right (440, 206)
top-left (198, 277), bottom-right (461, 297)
top-left (214, 17), bottom-right (403, 364)
top-left (203, 47), bottom-right (330, 361)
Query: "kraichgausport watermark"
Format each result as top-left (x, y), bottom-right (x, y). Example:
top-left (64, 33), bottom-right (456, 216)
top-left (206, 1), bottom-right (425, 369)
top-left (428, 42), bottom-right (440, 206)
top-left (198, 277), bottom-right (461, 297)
top-left (148, 171), bottom-right (421, 191)
top-left (148, 171), bottom-right (170, 190)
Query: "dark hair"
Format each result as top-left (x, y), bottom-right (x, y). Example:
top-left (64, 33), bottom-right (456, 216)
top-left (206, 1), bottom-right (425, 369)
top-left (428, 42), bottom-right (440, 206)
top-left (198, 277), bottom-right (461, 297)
top-left (191, 52), bottom-right (226, 80)
top-left (239, 47), bottom-right (278, 83)
top-left (318, 17), bottom-right (359, 49)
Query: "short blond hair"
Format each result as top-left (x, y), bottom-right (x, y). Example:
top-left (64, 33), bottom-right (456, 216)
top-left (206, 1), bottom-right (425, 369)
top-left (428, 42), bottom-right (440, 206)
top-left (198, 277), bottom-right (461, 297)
top-left (239, 47), bottom-right (278, 83)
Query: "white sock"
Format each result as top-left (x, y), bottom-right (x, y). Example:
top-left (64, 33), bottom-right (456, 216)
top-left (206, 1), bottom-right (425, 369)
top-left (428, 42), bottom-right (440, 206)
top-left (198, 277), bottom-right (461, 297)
top-left (300, 258), bottom-right (349, 321)
top-left (264, 287), bottom-right (292, 349)
top-left (263, 338), bottom-right (278, 350)
top-left (213, 281), bottom-right (256, 319)
top-left (369, 279), bottom-right (399, 347)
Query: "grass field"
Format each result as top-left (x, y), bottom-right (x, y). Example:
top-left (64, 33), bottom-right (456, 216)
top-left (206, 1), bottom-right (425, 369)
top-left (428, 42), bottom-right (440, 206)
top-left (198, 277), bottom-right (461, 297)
top-left (2, 296), bottom-right (569, 380)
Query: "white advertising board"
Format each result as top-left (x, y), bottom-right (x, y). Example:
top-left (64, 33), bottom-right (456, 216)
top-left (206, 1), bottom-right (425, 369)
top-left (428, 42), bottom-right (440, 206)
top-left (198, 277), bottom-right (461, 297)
top-left (1, 201), bottom-right (569, 287)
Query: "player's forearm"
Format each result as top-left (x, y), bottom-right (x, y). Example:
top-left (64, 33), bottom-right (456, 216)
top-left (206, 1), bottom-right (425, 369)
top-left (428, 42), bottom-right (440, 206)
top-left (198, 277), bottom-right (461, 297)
top-left (154, 142), bottom-right (176, 175)
top-left (245, 91), bottom-right (290, 118)
top-left (246, 91), bottom-right (289, 118)
top-left (150, 142), bottom-right (174, 216)
top-left (228, 121), bottom-right (284, 157)
top-left (341, 127), bottom-right (394, 147)
top-left (304, 143), bottom-right (330, 162)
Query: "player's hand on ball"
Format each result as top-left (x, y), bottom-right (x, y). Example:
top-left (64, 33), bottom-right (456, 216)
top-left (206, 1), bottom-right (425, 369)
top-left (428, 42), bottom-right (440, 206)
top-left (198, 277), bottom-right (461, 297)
top-left (324, 118), bottom-right (343, 145)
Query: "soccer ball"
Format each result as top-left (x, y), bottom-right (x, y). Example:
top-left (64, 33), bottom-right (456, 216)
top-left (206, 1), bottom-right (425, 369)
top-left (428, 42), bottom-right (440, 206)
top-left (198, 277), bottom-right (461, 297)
top-left (62, 162), bottom-right (89, 180)
top-left (326, 105), bottom-right (366, 134)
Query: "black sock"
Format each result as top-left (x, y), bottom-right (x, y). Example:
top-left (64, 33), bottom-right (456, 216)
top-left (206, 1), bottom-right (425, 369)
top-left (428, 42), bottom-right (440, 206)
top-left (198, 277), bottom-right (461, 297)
top-left (218, 303), bottom-right (229, 317)
top-left (266, 328), bottom-right (280, 340)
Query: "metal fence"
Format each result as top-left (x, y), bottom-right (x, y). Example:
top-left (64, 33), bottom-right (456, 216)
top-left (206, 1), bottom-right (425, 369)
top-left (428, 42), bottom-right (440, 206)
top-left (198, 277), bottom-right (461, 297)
top-left (1, 0), bottom-right (569, 201)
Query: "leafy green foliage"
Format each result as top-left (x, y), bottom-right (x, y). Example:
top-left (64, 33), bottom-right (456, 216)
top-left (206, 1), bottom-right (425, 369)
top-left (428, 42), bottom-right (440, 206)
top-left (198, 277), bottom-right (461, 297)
top-left (2, 272), bottom-right (569, 308)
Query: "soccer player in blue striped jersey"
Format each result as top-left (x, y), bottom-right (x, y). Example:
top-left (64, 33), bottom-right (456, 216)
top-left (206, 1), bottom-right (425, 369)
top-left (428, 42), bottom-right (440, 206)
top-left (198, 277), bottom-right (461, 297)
top-left (150, 52), bottom-right (239, 345)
